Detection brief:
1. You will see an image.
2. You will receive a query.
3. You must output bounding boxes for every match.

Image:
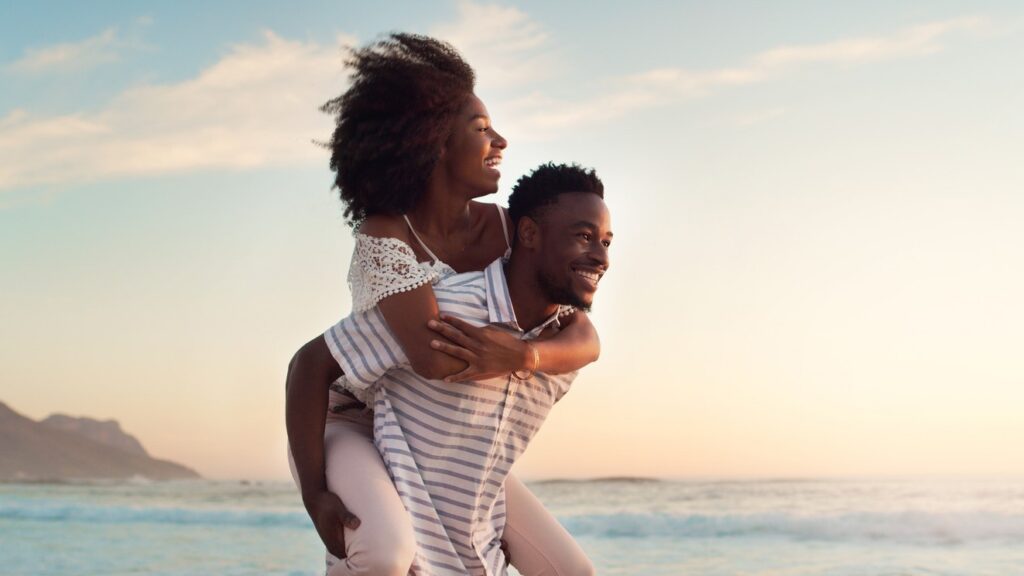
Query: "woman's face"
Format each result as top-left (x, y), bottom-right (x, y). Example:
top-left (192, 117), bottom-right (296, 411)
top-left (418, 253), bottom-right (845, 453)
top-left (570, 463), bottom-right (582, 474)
top-left (440, 94), bottom-right (508, 198)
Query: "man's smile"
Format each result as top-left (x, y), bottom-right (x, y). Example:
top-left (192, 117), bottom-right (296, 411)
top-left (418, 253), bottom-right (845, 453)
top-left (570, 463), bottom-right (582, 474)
top-left (572, 265), bottom-right (603, 289)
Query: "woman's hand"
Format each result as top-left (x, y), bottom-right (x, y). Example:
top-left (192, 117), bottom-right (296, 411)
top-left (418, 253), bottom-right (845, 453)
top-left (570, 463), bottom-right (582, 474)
top-left (305, 490), bottom-right (360, 559)
top-left (427, 315), bottom-right (529, 382)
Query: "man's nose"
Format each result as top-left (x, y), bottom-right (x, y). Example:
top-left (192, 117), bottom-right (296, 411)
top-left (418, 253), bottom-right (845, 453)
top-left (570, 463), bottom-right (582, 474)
top-left (590, 241), bottom-right (610, 270)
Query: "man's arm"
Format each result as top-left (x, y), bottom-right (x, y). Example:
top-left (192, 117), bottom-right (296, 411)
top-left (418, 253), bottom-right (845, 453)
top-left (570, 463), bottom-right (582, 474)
top-left (285, 336), bottom-right (358, 558)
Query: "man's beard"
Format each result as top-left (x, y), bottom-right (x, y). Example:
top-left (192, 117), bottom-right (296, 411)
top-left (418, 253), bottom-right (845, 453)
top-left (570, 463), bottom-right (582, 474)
top-left (536, 269), bottom-right (592, 312)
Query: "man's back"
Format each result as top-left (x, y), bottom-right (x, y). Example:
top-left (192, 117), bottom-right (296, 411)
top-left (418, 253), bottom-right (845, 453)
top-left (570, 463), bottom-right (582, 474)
top-left (324, 258), bottom-right (576, 575)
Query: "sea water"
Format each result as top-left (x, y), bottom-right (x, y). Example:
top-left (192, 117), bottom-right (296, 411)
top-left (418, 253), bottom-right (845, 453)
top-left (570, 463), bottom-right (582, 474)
top-left (2, 478), bottom-right (1023, 575)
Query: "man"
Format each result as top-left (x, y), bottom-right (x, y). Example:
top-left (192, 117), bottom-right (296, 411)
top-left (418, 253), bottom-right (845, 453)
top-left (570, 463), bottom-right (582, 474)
top-left (298, 163), bottom-right (612, 575)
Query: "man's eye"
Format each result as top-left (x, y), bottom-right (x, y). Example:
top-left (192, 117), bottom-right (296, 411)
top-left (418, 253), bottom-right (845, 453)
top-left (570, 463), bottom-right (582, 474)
top-left (577, 233), bottom-right (592, 241)
top-left (602, 240), bottom-right (612, 248)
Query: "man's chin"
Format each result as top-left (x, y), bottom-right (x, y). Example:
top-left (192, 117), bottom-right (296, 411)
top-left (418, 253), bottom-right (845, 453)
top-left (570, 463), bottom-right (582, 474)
top-left (539, 272), bottom-right (594, 311)
top-left (562, 290), bottom-right (593, 312)
top-left (571, 296), bottom-right (593, 313)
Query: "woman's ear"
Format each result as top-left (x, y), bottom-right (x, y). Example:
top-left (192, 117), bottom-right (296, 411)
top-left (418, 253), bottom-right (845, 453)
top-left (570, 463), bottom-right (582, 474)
top-left (517, 217), bottom-right (540, 249)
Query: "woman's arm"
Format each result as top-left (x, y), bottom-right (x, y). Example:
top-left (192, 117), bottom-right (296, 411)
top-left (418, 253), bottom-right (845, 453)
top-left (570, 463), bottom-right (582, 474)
top-left (357, 215), bottom-right (469, 380)
top-left (533, 310), bottom-right (601, 372)
top-left (376, 283), bottom-right (469, 379)
top-left (426, 309), bottom-right (600, 381)
top-left (358, 213), bottom-right (601, 382)
top-left (285, 336), bottom-right (359, 558)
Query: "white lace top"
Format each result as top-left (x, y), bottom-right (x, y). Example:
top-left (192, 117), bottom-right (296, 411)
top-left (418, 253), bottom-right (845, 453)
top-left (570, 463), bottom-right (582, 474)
top-left (347, 206), bottom-right (511, 312)
top-left (347, 235), bottom-right (456, 313)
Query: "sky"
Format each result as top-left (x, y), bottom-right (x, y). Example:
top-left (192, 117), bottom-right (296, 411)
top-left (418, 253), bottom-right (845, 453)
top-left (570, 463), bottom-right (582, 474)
top-left (2, 0), bottom-right (1023, 481)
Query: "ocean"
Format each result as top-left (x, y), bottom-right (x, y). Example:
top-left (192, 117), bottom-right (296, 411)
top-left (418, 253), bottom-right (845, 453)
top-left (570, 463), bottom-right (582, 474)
top-left (2, 477), bottom-right (1023, 575)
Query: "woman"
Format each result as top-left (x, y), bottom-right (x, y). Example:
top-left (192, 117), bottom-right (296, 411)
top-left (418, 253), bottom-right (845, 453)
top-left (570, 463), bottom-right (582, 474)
top-left (286, 34), bottom-right (597, 575)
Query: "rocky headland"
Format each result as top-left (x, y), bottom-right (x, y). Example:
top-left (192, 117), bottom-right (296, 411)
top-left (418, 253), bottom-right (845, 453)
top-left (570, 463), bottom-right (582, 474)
top-left (0, 401), bottom-right (199, 482)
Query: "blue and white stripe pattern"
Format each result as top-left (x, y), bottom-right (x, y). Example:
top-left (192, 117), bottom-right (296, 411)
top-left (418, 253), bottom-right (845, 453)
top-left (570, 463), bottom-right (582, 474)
top-left (324, 258), bottom-right (576, 576)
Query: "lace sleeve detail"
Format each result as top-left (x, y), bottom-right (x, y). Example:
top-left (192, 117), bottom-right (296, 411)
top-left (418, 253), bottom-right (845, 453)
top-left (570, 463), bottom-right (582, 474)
top-left (348, 234), bottom-right (439, 312)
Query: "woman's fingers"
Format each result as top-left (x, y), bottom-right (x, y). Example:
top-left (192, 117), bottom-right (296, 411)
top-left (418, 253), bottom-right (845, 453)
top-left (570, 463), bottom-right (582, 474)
top-left (444, 367), bottom-right (478, 382)
top-left (445, 368), bottom-right (506, 383)
top-left (440, 315), bottom-right (484, 336)
top-left (431, 339), bottom-right (476, 362)
top-left (428, 319), bottom-right (478, 349)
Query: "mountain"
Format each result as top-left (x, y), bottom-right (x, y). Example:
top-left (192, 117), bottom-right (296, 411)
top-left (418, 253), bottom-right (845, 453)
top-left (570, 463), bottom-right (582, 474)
top-left (0, 401), bottom-right (199, 481)
top-left (41, 413), bottom-right (149, 457)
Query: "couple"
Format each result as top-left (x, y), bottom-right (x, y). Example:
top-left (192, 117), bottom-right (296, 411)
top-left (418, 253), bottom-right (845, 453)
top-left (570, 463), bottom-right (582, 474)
top-left (285, 34), bottom-right (612, 576)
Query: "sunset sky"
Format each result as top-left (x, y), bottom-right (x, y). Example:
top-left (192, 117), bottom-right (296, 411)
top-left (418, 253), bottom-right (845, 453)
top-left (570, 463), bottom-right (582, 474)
top-left (2, 1), bottom-right (1023, 480)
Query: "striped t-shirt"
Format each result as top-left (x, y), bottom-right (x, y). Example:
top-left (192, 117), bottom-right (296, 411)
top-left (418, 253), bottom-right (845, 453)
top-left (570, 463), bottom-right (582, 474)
top-left (324, 257), bottom-right (577, 576)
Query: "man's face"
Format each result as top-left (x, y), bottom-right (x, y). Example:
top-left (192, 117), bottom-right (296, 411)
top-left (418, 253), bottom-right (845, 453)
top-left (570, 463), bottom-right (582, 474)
top-left (533, 193), bottom-right (612, 311)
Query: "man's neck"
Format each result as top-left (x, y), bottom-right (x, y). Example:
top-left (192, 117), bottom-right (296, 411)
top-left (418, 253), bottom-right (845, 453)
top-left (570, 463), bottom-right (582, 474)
top-left (503, 257), bottom-right (559, 332)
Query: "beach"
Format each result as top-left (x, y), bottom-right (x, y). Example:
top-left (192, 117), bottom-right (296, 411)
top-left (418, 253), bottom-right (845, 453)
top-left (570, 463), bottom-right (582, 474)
top-left (6, 4), bottom-right (1024, 574)
top-left (3, 477), bottom-right (1023, 575)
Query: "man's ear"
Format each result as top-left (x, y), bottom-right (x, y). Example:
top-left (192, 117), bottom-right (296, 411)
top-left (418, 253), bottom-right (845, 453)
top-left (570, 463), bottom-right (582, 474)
top-left (517, 216), bottom-right (540, 249)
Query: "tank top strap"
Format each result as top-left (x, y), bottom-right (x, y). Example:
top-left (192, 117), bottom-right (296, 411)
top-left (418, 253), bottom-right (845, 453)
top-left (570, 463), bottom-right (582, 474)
top-left (402, 214), bottom-right (441, 264)
top-left (497, 205), bottom-right (512, 251)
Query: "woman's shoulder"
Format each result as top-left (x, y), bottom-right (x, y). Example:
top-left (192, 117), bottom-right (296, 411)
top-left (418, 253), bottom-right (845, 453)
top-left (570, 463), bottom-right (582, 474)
top-left (348, 215), bottom-right (438, 312)
top-left (356, 214), bottom-right (412, 241)
top-left (352, 215), bottom-right (420, 263)
top-left (468, 201), bottom-right (511, 237)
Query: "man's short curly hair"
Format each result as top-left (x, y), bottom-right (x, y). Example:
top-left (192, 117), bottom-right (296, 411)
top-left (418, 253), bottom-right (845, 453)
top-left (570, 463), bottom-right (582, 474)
top-left (322, 33), bottom-right (476, 224)
top-left (508, 163), bottom-right (605, 228)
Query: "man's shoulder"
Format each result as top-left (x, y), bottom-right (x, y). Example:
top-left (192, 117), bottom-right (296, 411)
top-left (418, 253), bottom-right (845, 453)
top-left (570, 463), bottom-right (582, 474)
top-left (432, 268), bottom-right (492, 323)
top-left (435, 263), bottom-right (490, 290)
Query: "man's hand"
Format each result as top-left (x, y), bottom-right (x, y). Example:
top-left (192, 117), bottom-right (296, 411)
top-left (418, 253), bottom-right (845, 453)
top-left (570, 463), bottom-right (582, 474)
top-left (305, 490), bottom-right (360, 559)
top-left (427, 315), bottom-right (529, 382)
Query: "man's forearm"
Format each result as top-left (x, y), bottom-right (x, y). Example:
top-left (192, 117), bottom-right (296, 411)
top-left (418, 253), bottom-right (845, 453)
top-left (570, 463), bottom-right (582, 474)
top-left (285, 337), bottom-right (342, 505)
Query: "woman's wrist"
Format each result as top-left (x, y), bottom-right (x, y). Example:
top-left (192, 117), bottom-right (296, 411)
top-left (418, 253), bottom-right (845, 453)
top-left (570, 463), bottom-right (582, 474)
top-left (513, 342), bottom-right (539, 379)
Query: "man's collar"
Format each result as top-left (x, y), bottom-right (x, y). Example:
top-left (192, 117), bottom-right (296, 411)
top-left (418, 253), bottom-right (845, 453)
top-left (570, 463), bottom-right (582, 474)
top-left (482, 258), bottom-right (569, 336)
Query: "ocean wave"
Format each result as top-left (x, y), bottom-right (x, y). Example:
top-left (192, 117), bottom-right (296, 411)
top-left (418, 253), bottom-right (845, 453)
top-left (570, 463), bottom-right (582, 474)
top-left (5, 500), bottom-right (1024, 546)
top-left (0, 501), bottom-right (309, 529)
top-left (561, 511), bottom-right (1024, 545)
top-left (532, 477), bottom-right (662, 485)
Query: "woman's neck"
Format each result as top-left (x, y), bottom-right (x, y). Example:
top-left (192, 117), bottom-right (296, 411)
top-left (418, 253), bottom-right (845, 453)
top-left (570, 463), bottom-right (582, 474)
top-left (407, 179), bottom-right (474, 240)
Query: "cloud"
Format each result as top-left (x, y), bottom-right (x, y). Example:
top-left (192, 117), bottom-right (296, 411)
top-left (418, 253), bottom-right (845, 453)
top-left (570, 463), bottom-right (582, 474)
top-left (8, 28), bottom-right (124, 73)
top-left (0, 5), bottom-right (992, 191)
top-left (507, 15), bottom-right (990, 137)
top-left (732, 107), bottom-right (788, 128)
top-left (1, 0), bottom-right (550, 192)
top-left (755, 16), bottom-right (988, 67)
top-left (0, 32), bottom-right (352, 190)
top-left (431, 0), bottom-right (554, 89)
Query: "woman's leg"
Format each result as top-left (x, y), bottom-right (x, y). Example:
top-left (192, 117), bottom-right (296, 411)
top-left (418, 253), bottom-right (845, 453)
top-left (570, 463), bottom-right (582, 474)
top-left (290, 402), bottom-right (416, 576)
top-left (502, 474), bottom-right (595, 576)
top-left (322, 417), bottom-right (416, 576)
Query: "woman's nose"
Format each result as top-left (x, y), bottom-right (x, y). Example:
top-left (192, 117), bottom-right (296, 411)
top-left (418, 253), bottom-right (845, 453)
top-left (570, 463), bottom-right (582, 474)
top-left (491, 129), bottom-right (507, 149)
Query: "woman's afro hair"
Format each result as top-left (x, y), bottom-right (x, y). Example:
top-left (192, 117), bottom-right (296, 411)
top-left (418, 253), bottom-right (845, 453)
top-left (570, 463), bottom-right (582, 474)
top-left (322, 33), bottom-right (476, 224)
